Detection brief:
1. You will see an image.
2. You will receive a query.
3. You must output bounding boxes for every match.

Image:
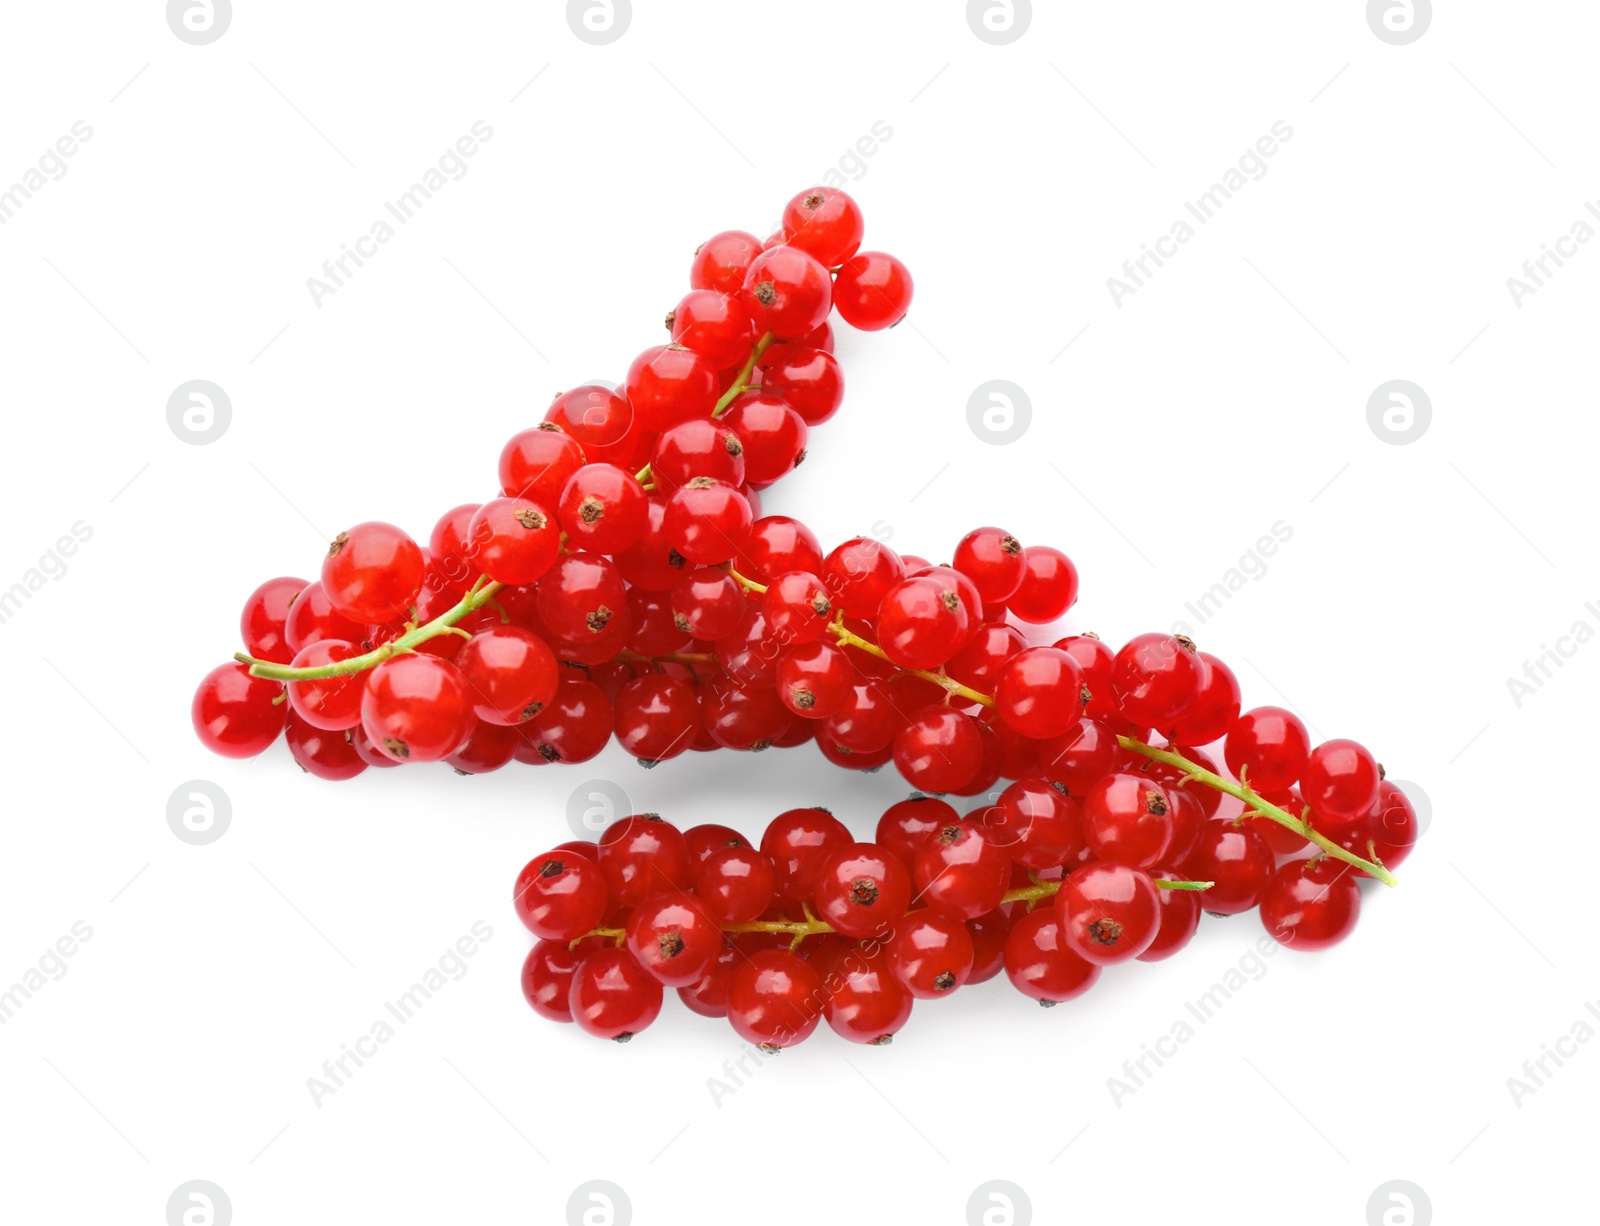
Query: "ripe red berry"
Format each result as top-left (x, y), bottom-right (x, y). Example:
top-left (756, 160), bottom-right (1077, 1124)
top-left (738, 516), bottom-right (826, 583)
top-left (978, 778), bottom-right (1083, 869)
top-left (570, 948), bottom-right (664, 1042)
top-left (597, 815), bottom-right (692, 907)
top-left (952, 527), bottom-right (1027, 604)
top-left (775, 641), bottom-right (854, 718)
top-left (544, 385), bottom-right (637, 468)
top-left (947, 622), bottom-right (1028, 693)
top-left (521, 937), bottom-right (605, 1023)
top-left (781, 186), bottom-right (865, 267)
top-left (1112, 633), bottom-right (1202, 729)
top-left (876, 575), bottom-right (969, 670)
top-left (812, 843), bottom-right (912, 938)
top-left (668, 289), bottom-right (756, 369)
top-left (1137, 871), bottom-right (1204, 962)
top-left (893, 707), bottom-right (986, 794)
top-left (1081, 772), bottom-right (1174, 868)
top-left (624, 344), bottom-right (719, 433)
top-left (683, 824), bottom-right (750, 863)
top-left (690, 229), bottom-right (764, 294)
top-left (912, 819), bottom-right (1010, 920)
top-left (1007, 546), bottom-right (1079, 624)
top-left (513, 850), bottom-right (610, 941)
top-left (557, 463), bottom-right (648, 554)
top-left (1182, 821), bottom-right (1276, 915)
top-left (625, 892), bottom-right (722, 987)
top-left (240, 575), bottom-right (308, 665)
top-left (822, 536), bottom-right (904, 619)
top-left (727, 949), bottom-right (823, 1050)
top-left (321, 522), bottom-right (425, 624)
top-left (536, 552), bottom-right (627, 641)
top-left (499, 424), bottom-right (586, 504)
top-left (994, 646), bottom-right (1086, 740)
top-left (284, 714), bottom-right (367, 781)
top-left (761, 807), bottom-right (851, 903)
top-left (1260, 857), bottom-right (1362, 951)
top-left (721, 392), bottom-right (808, 485)
top-left (887, 909), bottom-right (974, 997)
top-left (740, 245), bottom-right (833, 339)
top-left (664, 478), bottom-right (753, 565)
top-left (874, 796), bottom-right (956, 867)
top-left (833, 251), bottom-right (913, 331)
top-left (466, 497), bottom-right (561, 586)
top-left (1225, 706), bottom-right (1312, 792)
top-left (613, 674), bottom-right (699, 763)
top-left (1301, 738), bottom-right (1382, 824)
top-left (455, 625), bottom-right (558, 725)
top-left (192, 662), bottom-right (288, 758)
top-left (1035, 717), bottom-right (1120, 794)
top-left (760, 347), bottom-right (844, 426)
top-left (762, 570), bottom-right (834, 645)
top-left (1002, 909), bottom-right (1101, 1004)
top-left (1168, 651), bottom-right (1241, 746)
top-left (283, 580), bottom-right (365, 653)
top-left (650, 419), bottom-right (747, 492)
top-left (694, 845), bottom-right (778, 923)
top-left (521, 677), bottom-right (612, 764)
top-left (1333, 780), bottom-right (1419, 878)
top-left (360, 654), bottom-right (475, 763)
top-left (1055, 862), bottom-right (1161, 965)
top-left (284, 640), bottom-right (367, 730)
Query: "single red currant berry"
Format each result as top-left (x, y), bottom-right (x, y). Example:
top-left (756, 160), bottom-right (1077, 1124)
top-left (596, 815), bottom-right (692, 907)
top-left (240, 575), bottom-right (308, 665)
top-left (513, 850), bottom-right (610, 940)
top-left (714, 603), bottom-right (783, 686)
top-left (887, 908), bottom-right (974, 997)
top-left (613, 674), bottom-right (699, 763)
top-left (678, 943), bottom-right (740, 1018)
top-left (690, 229), bottom-right (764, 294)
top-left (947, 622), bottom-right (1028, 694)
top-left (650, 419), bottom-right (747, 492)
top-left (694, 845), bottom-right (778, 924)
top-left (1225, 706), bottom-right (1312, 792)
top-left (1168, 652), bottom-right (1241, 746)
top-left (499, 423), bottom-right (586, 504)
top-left (760, 347), bottom-right (844, 426)
top-left (192, 662), bottom-right (286, 758)
top-left (445, 721), bottom-right (517, 774)
top-left (821, 949), bottom-right (912, 1046)
top-left (1007, 546), bottom-right (1079, 624)
top-left (668, 289), bottom-right (756, 369)
top-left (760, 807), bottom-right (851, 903)
top-left (557, 463), bottom-right (648, 555)
top-left (762, 570), bottom-right (834, 645)
top-left (664, 478), bottom-right (753, 565)
top-left (1053, 633), bottom-right (1115, 718)
top-left (569, 948), bottom-right (664, 1041)
top-left (875, 796), bottom-right (958, 867)
top-left (738, 516), bottom-right (826, 583)
top-left (284, 640), bottom-right (367, 730)
top-left (995, 647), bottom-right (1087, 740)
top-left (979, 778), bottom-right (1083, 869)
top-left (833, 250), bottom-right (913, 331)
top-left (952, 527), bottom-right (1027, 604)
top-left (284, 714), bottom-right (367, 781)
top-left (913, 819), bottom-right (1010, 920)
top-left (1137, 871), bottom-right (1205, 962)
top-left (360, 654), bottom-right (475, 763)
top-left (739, 245), bottom-right (833, 339)
top-left (624, 892), bottom-right (722, 987)
top-left (781, 186), bottom-right (865, 267)
top-left (813, 843), bottom-right (913, 938)
top-left (1301, 738), bottom-right (1382, 824)
top-left (699, 677), bottom-right (789, 750)
top-left (321, 522), bottom-right (424, 624)
top-left (520, 677), bottom-right (612, 764)
top-left (821, 679), bottom-right (897, 755)
top-left (1111, 633), bottom-right (1202, 729)
top-left (283, 580), bottom-right (365, 653)
top-left (893, 707), bottom-right (986, 794)
top-left (1260, 857), bottom-right (1362, 950)
top-left (876, 575), bottom-right (969, 670)
top-left (1333, 780), bottom-right (1419, 878)
top-left (1182, 821), bottom-right (1276, 915)
top-left (466, 497), bottom-right (560, 586)
top-left (521, 936), bottom-right (605, 1023)
top-left (535, 552), bottom-right (626, 641)
top-left (775, 641), bottom-right (854, 719)
top-left (1055, 862), bottom-right (1161, 965)
top-left (1035, 717), bottom-right (1120, 795)
top-left (683, 824), bottom-right (749, 863)
top-left (728, 949), bottom-right (824, 1050)
top-left (623, 344), bottom-right (719, 433)
top-left (1002, 909), bottom-right (1101, 1005)
top-left (544, 384), bottom-right (636, 467)
top-left (455, 625), bottom-right (558, 725)
top-left (1081, 772), bottom-right (1174, 868)
top-left (822, 536), bottom-right (904, 619)
top-left (721, 392), bottom-right (808, 485)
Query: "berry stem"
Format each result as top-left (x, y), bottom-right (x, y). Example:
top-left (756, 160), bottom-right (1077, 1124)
top-left (235, 579), bottom-right (505, 681)
top-left (1117, 737), bottom-right (1399, 887)
top-left (828, 616), bottom-right (996, 708)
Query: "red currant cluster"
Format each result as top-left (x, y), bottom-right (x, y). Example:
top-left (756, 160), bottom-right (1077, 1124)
top-left (516, 740), bottom-right (1418, 1047)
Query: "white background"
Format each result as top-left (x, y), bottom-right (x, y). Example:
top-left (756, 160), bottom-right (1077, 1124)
top-left (0, 2), bottom-right (1592, 1224)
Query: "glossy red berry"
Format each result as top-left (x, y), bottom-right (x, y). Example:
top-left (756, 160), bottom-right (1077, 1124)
top-left (668, 289), bottom-right (755, 369)
top-left (887, 909), bottom-right (974, 997)
top-left (1137, 871), bottom-right (1204, 962)
top-left (284, 640), bottom-right (367, 731)
top-left (664, 479), bottom-right (753, 565)
top-left (455, 625), bottom-right (559, 725)
top-left (912, 819), bottom-right (1010, 920)
top-left (283, 580), bottom-right (365, 653)
top-left (240, 576), bottom-right (308, 665)
top-left (1035, 717), bottom-right (1120, 794)
top-left (979, 778), bottom-right (1083, 869)
top-left (694, 845), bottom-right (778, 924)
top-left (833, 251), bottom-right (913, 331)
top-left (521, 678), bottom-right (612, 764)
top-left (761, 807), bottom-right (851, 903)
top-left (597, 815), bottom-right (692, 907)
top-left (683, 824), bottom-right (750, 863)
top-left (321, 522), bottom-right (424, 624)
top-left (650, 419), bottom-right (747, 492)
top-left (995, 647), bottom-right (1086, 740)
top-left (760, 347), bottom-right (844, 426)
top-left (812, 843), bottom-right (912, 938)
top-left (821, 948), bottom-right (911, 1045)
top-left (740, 245), bottom-right (833, 339)
top-left (557, 463), bottom-right (648, 554)
top-left (192, 662), bottom-right (285, 758)
top-left (570, 948), bottom-right (663, 1041)
top-left (781, 186), bottom-right (865, 267)
top-left (283, 714), bottom-right (366, 781)
top-left (544, 384), bottom-right (637, 468)
top-left (1182, 821), bottom-right (1276, 915)
top-left (1301, 738), bottom-right (1382, 824)
top-left (1056, 862), bottom-right (1161, 965)
top-left (690, 229), bottom-right (764, 294)
top-left (466, 498), bottom-right (561, 586)
top-left (360, 654), bottom-right (475, 763)
top-left (822, 536), bottom-right (904, 619)
top-left (536, 553), bottom-right (626, 641)
top-left (1112, 633), bottom-right (1202, 729)
top-left (736, 516), bottom-right (825, 583)
top-left (513, 850), bottom-right (610, 940)
top-left (876, 575), bottom-right (968, 670)
top-left (499, 424), bottom-right (586, 504)
top-left (1002, 909), bottom-right (1101, 1004)
top-left (1168, 652), bottom-right (1242, 746)
top-left (893, 707), bottom-right (985, 794)
top-left (521, 937), bottom-right (605, 1023)
top-left (1260, 857), bottom-right (1362, 950)
top-left (775, 641), bottom-right (854, 718)
top-left (1007, 546), bottom-right (1079, 624)
top-left (952, 527), bottom-right (1026, 604)
top-left (727, 950), bottom-right (823, 1050)
top-left (721, 393), bottom-right (807, 485)
top-left (625, 892), bottom-right (722, 987)
top-left (1225, 706), bottom-right (1312, 792)
top-left (762, 570), bottom-right (834, 645)
top-left (613, 674), bottom-right (698, 763)
top-left (874, 796), bottom-right (956, 867)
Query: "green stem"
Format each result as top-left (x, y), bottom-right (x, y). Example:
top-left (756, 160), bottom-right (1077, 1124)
top-left (1117, 736), bottom-right (1399, 887)
top-left (830, 616), bottom-right (996, 708)
top-left (236, 578), bottom-right (505, 681)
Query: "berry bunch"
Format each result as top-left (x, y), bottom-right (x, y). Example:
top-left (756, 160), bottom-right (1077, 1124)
top-left (516, 756), bottom-right (1418, 1046)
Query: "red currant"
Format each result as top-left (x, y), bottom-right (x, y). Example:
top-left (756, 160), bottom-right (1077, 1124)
top-left (694, 845), bottom-right (778, 923)
top-left (1182, 821), bottom-right (1276, 914)
top-left (321, 522), bottom-right (424, 624)
top-left (1081, 772), bottom-right (1174, 868)
top-left (192, 662), bottom-right (286, 758)
top-left (625, 892), bottom-right (722, 987)
top-left (613, 674), bottom-right (699, 763)
top-left (1301, 738), bottom-right (1382, 824)
top-left (1225, 706), bottom-right (1312, 792)
top-left (727, 949), bottom-right (823, 1049)
top-left (284, 714), bottom-right (366, 781)
top-left (1137, 871), bottom-right (1204, 962)
top-left (499, 423), bottom-right (586, 504)
top-left (455, 625), bottom-right (558, 725)
top-left (995, 646), bottom-right (1086, 739)
top-left (668, 289), bottom-right (755, 369)
top-left (912, 819), bottom-right (1010, 920)
top-left (1002, 909), bottom-right (1100, 1004)
top-left (781, 186), bottom-right (865, 267)
top-left (360, 654), bottom-right (475, 763)
top-left (690, 229), bottom-right (764, 294)
top-left (887, 908), bottom-right (974, 997)
top-left (833, 251), bottom-right (912, 331)
top-left (1260, 857), bottom-right (1361, 950)
top-left (240, 576), bottom-right (308, 665)
top-left (466, 498), bottom-right (560, 586)
top-left (1055, 862), bottom-right (1161, 965)
top-left (759, 347), bottom-right (843, 426)
top-left (813, 843), bottom-right (913, 938)
top-left (513, 849), bottom-right (610, 940)
top-left (740, 245), bottom-right (833, 339)
top-left (597, 815), bottom-right (692, 907)
top-left (570, 948), bottom-right (663, 1042)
